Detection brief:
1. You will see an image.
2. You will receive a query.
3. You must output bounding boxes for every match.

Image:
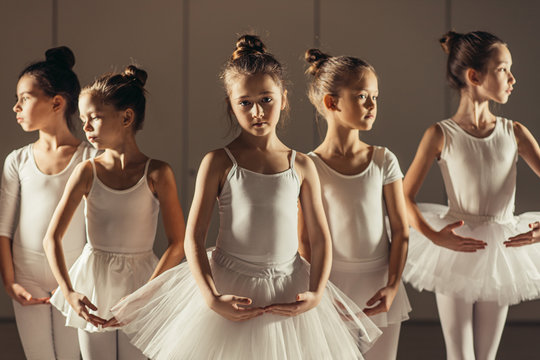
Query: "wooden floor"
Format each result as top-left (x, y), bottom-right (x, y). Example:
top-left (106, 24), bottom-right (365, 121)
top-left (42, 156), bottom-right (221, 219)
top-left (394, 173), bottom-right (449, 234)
top-left (1, 320), bottom-right (539, 359)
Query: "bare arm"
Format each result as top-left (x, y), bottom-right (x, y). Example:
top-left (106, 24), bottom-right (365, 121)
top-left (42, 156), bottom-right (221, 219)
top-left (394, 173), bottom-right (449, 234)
top-left (43, 161), bottom-right (105, 326)
top-left (267, 154), bottom-right (332, 316)
top-left (147, 161), bottom-right (186, 280)
top-left (185, 151), bottom-right (263, 321)
top-left (504, 122), bottom-right (540, 247)
top-left (297, 205), bottom-right (311, 262)
top-left (364, 179), bottom-right (408, 316)
top-left (403, 125), bottom-right (486, 252)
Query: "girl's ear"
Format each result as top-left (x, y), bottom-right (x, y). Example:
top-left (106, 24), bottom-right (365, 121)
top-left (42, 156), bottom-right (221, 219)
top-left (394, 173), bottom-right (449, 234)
top-left (465, 68), bottom-right (483, 86)
top-left (52, 95), bottom-right (65, 113)
top-left (123, 108), bottom-right (135, 128)
top-left (323, 94), bottom-right (339, 111)
top-left (281, 89), bottom-right (288, 111)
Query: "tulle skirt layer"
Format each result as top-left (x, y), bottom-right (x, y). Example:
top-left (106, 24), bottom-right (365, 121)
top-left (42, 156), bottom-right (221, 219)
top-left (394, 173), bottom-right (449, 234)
top-left (50, 244), bottom-right (158, 332)
top-left (111, 248), bottom-right (382, 360)
top-left (403, 203), bottom-right (540, 305)
top-left (330, 256), bottom-right (411, 327)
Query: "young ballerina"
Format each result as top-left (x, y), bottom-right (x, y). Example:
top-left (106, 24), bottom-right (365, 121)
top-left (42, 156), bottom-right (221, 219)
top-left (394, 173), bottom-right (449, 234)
top-left (402, 31), bottom-right (540, 360)
top-left (109, 35), bottom-right (381, 359)
top-left (43, 65), bottom-right (186, 360)
top-left (0, 46), bottom-right (95, 359)
top-left (299, 50), bottom-right (411, 360)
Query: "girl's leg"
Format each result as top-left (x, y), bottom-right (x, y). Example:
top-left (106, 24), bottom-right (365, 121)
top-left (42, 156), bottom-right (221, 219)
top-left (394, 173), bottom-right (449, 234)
top-left (473, 300), bottom-right (508, 360)
top-left (78, 329), bottom-right (116, 360)
top-left (51, 306), bottom-right (80, 359)
top-left (13, 301), bottom-right (55, 360)
top-left (117, 330), bottom-right (147, 360)
top-left (364, 322), bottom-right (401, 360)
top-left (436, 292), bottom-right (475, 360)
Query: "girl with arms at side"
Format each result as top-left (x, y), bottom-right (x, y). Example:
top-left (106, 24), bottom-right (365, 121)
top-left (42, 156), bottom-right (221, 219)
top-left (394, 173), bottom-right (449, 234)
top-left (0, 46), bottom-right (95, 360)
top-left (403, 31), bottom-right (540, 360)
top-left (110, 35), bottom-right (381, 360)
top-left (299, 50), bottom-right (410, 360)
top-left (43, 66), bottom-right (185, 360)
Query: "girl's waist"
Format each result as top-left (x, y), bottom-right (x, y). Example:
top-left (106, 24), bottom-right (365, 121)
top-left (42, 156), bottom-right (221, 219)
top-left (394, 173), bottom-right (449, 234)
top-left (445, 209), bottom-right (514, 224)
top-left (212, 247), bottom-right (302, 278)
top-left (331, 255), bottom-right (388, 273)
top-left (84, 243), bottom-right (154, 256)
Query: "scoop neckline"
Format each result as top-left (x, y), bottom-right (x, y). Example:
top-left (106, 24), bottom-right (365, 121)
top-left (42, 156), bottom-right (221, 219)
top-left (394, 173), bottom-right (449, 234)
top-left (447, 117), bottom-right (500, 141)
top-left (309, 148), bottom-right (376, 178)
top-left (30, 142), bottom-right (83, 177)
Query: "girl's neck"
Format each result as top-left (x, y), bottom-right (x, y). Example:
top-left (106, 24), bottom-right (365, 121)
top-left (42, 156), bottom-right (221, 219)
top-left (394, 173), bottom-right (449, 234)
top-left (235, 131), bottom-right (284, 151)
top-left (102, 136), bottom-right (145, 170)
top-left (317, 123), bottom-right (368, 156)
top-left (36, 120), bottom-right (79, 150)
top-left (452, 92), bottom-right (496, 128)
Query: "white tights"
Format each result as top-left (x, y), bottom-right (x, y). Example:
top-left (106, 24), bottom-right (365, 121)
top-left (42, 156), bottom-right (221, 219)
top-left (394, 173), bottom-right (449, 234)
top-left (436, 293), bottom-right (508, 360)
top-left (78, 329), bottom-right (146, 360)
top-left (364, 322), bottom-right (401, 360)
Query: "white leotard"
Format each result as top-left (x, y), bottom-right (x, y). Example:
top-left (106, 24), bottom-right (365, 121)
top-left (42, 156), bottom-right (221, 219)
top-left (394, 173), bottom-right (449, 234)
top-left (309, 147), bottom-right (402, 262)
top-left (85, 158), bottom-right (159, 253)
top-left (438, 118), bottom-right (516, 220)
top-left (0, 142), bottom-right (97, 252)
top-left (217, 147), bottom-right (300, 263)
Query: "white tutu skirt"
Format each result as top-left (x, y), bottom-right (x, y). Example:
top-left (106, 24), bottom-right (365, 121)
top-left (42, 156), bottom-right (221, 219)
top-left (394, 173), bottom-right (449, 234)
top-left (403, 203), bottom-right (540, 305)
top-left (111, 248), bottom-right (382, 360)
top-left (330, 256), bottom-right (411, 327)
top-left (50, 244), bottom-right (158, 332)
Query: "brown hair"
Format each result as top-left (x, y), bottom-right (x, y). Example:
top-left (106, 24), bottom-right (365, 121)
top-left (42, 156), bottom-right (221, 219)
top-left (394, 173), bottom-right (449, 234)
top-left (305, 49), bottom-right (375, 116)
top-left (82, 65), bottom-right (148, 132)
top-left (221, 34), bottom-right (287, 129)
top-left (19, 46), bottom-right (81, 131)
top-left (440, 30), bottom-right (505, 90)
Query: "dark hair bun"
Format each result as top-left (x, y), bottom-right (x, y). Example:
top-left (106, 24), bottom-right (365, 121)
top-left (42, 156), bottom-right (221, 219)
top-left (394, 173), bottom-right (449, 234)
top-left (440, 31), bottom-right (462, 54)
top-left (232, 35), bottom-right (266, 60)
top-left (305, 48), bottom-right (331, 75)
top-left (45, 46), bottom-right (76, 69)
top-left (123, 65), bottom-right (148, 87)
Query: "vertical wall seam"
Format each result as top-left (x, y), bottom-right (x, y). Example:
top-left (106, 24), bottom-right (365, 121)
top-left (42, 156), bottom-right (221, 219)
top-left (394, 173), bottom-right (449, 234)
top-left (444, 0), bottom-right (452, 118)
top-left (312, 0), bottom-right (321, 148)
top-left (180, 0), bottom-right (190, 210)
top-left (52, 0), bottom-right (58, 46)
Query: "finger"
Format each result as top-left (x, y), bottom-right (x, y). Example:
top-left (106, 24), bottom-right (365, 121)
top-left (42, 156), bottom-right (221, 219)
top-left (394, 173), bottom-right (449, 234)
top-left (366, 291), bottom-right (382, 307)
top-left (504, 240), bottom-right (534, 247)
top-left (296, 292), bottom-right (308, 302)
top-left (102, 318), bottom-right (120, 328)
top-left (507, 232), bottom-right (532, 241)
top-left (530, 221), bottom-right (540, 229)
top-left (19, 289), bottom-right (32, 301)
top-left (231, 296), bottom-right (252, 305)
top-left (363, 302), bottom-right (386, 316)
top-left (88, 314), bottom-right (107, 325)
top-left (81, 297), bottom-right (98, 311)
top-left (445, 220), bottom-right (464, 230)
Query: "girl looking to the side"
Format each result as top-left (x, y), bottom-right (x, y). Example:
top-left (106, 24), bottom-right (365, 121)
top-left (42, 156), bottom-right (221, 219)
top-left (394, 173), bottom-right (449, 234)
top-left (0, 46), bottom-right (95, 360)
top-left (110, 35), bottom-right (381, 360)
top-left (43, 66), bottom-right (186, 360)
top-left (403, 31), bottom-right (540, 360)
top-left (299, 50), bottom-right (410, 360)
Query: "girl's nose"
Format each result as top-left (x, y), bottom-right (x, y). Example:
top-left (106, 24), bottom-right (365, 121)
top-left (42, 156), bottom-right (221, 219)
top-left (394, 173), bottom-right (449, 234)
top-left (251, 103), bottom-right (264, 118)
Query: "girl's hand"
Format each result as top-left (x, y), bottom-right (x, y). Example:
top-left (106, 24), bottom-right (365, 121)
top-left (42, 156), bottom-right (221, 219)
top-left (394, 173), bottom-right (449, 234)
top-left (209, 294), bottom-right (264, 322)
top-left (102, 317), bottom-right (122, 328)
top-left (66, 291), bottom-right (106, 327)
top-left (265, 291), bottom-right (321, 317)
top-left (363, 286), bottom-right (398, 316)
top-left (6, 283), bottom-right (49, 305)
top-left (433, 221), bottom-right (487, 252)
top-left (504, 221), bottom-right (540, 247)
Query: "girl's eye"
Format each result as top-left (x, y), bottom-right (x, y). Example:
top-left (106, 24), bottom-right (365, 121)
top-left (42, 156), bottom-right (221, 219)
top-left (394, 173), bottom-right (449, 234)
top-left (261, 97), bottom-right (272, 103)
top-left (498, 68), bottom-right (507, 72)
top-left (239, 100), bottom-right (251, 107)
top-left (358, 94), bottom-right (367, 100)
top-left (372, 96), bottom-right (378, 101)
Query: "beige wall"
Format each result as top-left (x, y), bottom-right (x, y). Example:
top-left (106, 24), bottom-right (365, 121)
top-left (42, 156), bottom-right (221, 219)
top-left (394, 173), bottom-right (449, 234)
top-left (0, 0), bottom-right (538, 325)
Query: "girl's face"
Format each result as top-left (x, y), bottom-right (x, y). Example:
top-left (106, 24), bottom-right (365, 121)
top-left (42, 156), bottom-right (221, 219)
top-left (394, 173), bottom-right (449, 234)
top-left (333, 70), bottom-right (378, 131)
top-left (228, 73), bottom-right (286, 137)
top-left (79, 93), bottom-right (127, 150)
top-left (13, 75), bottom-right (56, 132)
top-left (477, 44), bottom-right (516, 104)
